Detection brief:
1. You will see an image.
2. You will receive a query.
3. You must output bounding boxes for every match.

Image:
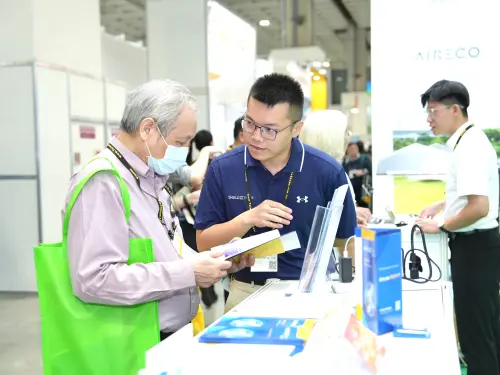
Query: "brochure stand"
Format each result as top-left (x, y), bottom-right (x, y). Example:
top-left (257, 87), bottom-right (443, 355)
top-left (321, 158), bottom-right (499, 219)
top-left (297, 185), bottom-right (349, 293)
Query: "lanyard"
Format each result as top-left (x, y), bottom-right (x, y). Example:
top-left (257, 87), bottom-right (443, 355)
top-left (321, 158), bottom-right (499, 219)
top-left (244, 166), bottom-right (294, 233)
top-left (107, 144), bottom-right (177, 240)
top-left (453, 124), bottom-right (474, 151)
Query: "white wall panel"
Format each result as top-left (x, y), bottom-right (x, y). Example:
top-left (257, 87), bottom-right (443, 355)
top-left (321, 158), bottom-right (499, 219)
top-left (101, 33), bottom-right (147, 88)
top-left (0, 180), bottom-right (39, 291)
top-left (105, 81), bottom-right (127, 123)
top-left (33, 0), bottom-right (102, 77)
top-left (0, 0), bottom-right (34, 62)
top-left (69, 74), bottom-right (104, 120)
top-left (36, 67), bottom-right (71, 244)
top-left (0, 66), bottom-right (36, 176)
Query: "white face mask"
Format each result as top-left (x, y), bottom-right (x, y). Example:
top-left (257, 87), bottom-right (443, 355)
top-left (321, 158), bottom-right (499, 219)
top-left (145, 127), bottom-right (189, 175)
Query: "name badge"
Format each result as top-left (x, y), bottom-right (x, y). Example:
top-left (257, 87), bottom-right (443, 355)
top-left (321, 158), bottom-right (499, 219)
top-left (251, 255), bottom-right (278, 272)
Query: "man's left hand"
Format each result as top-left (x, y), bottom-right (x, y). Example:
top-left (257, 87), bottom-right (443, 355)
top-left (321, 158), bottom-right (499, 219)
top-left (415, 218), bottom-right (440, 234)
top-left (228, 254), bottom-right (255, 274)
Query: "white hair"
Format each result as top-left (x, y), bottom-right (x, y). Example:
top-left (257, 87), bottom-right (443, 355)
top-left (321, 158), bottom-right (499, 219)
top-left (121, 79), bottom-right (196, 135)
top-left (300, 110), bottom-right (349, 162)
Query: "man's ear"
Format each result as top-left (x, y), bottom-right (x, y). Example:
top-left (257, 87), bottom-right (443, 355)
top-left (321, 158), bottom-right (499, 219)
top-left (292, 120), bottom-right (304, 137)
top-left (238, 131), bottom-right (245, 144)
top-left (139, 118), bottom-right (156, 141)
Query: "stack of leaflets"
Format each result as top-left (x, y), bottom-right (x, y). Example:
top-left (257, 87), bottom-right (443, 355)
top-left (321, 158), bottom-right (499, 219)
top-left (211, 230), bottom-right (301, 261)
top-left (198, 316), bottom-right (317, 346)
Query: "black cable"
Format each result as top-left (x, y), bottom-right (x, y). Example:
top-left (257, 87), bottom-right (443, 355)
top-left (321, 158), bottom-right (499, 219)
top-left (401, 224), bottom-right (442, 284)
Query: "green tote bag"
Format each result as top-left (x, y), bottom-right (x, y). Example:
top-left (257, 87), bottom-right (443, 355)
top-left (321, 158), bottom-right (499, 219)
top-left (34, 159), bottom-right (160, 375)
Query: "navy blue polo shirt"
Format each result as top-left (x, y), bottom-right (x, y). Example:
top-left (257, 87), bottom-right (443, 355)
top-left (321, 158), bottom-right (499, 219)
top-left (194, 137), bottom-right (356, 282)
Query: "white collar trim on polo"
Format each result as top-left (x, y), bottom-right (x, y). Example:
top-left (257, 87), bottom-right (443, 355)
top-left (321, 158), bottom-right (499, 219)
top-left (244, 138), bottom-right (305, 172)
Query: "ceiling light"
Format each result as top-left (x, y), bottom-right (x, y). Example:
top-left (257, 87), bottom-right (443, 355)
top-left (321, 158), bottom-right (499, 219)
top-left (259, 20), bottom-right (270, 27)
top-left (312, 61), bottom-right (322, 68)
top-left (319, 68), bottom-right (327, 75)
top-left (323, 61), bottom-right (331, 68)
top-left (313, 75), bottom-right (320, 81)
top-left (309, 71), bottom-right (314, 77)
top-left (350, 107), bottom-right (360, 114)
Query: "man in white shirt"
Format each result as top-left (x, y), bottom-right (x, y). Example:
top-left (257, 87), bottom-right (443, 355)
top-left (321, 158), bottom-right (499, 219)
top-left (416, 80), bottom-right (500, 375)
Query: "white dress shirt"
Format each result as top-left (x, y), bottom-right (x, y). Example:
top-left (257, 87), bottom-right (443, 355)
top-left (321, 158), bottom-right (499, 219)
top-left (443, 121), bottom-right (499, 232)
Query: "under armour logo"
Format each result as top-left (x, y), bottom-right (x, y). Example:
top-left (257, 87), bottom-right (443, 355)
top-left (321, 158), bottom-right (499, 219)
top-left (296, 196), bottom-right (309, 203)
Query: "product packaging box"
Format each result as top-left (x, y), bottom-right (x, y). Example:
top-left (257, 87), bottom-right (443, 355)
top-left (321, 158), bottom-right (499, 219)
top-left (361, 228), bottom-right (403, 335)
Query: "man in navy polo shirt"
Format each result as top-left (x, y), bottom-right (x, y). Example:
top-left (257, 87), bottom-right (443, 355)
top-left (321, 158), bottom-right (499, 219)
top-left (195, 73), bottom-right (356, 311)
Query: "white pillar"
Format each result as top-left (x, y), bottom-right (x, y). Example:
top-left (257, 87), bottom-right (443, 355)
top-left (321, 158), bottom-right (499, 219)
top-left (146, 0), bottom-right (210, 131)
top-left (0, 0), bottom-right (102, 76)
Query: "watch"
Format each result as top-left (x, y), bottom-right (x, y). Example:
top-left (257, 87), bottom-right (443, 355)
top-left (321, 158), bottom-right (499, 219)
top-left (438, 217), bottom-right (451, 234)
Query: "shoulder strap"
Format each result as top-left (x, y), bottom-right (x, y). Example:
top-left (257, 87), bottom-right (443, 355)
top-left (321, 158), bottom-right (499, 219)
top-left (63, 157), bottom-right (131, 238)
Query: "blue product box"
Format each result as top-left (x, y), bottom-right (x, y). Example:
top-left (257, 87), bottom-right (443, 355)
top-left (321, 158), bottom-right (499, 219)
top-left (198, 316), bottom-right (316, 346)
top-left (361, 228), bottom-right (403, 335)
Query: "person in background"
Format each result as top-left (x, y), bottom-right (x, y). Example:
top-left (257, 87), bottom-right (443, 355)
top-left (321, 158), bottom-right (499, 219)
top-left (300, 109), bottom-right (372, 226)
top-left (227, 116), bottom-right (245, 150)
top-left (342, 142), bottom-right (371, 208)
top-left (416, 80), bottom-right (500, 375)
top-left (65, 79), bottom-right (254, 341)
top-left (170, 145), bottom-right (219, 191)
top-left (195, 74), bottom-right (356, 312)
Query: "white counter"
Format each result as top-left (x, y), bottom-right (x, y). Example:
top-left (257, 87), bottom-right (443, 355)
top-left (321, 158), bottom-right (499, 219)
top-left (142, 280), bottom-right (460, 375)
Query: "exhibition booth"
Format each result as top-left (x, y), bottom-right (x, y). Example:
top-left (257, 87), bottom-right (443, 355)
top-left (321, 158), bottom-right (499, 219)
top-left (140, 189), bottom-right (457, 375)
top-left (138, 0), bottom-right (498, 373)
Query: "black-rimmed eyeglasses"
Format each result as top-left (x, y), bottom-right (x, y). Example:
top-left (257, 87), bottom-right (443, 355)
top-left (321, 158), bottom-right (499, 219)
top-left (242, 117), bottom-right (299, 141)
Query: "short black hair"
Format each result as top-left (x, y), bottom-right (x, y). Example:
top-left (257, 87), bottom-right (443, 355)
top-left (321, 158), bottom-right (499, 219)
top-left (421, 79), bottom-right (469, 117)
top-left (248, 73), bottom-right (304, 121)
top-left (357, 140), bottom-right (365, 153)
top-left (234, 116), bottom-right (243, 140)
top-left (194, 130), bottom-right (213, 151)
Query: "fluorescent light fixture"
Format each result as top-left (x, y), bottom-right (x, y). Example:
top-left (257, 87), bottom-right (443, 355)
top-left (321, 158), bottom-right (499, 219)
top-left (313, 75), bottom-right (320, 81)
top-left (350, 107), bottom-right (360, 114)
top-left (323, 61), bottom-right (331, 68)
top-left (319, 68), bottom-right (327, 75)
top-left (259, 20), bottom-right (270, 27)
top-left (312, 61), bottom-right (322, 68)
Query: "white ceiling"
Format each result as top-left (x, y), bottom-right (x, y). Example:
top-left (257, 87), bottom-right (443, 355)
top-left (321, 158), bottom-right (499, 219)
top-left (100, 0), bottom-right (370, 66)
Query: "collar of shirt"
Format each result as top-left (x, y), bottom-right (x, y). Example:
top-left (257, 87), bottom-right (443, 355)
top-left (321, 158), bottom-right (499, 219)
top-left (109, 137), bottom-right (168, 186)
top-left (243, 137), bottom-right (305, 172)
top-left (446, 120), bottom-right (474, 150)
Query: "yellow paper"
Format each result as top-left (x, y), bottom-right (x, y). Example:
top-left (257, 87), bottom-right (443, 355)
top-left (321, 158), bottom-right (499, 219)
top-left (296, 319), bottom-right (317, 341)
top-left (233, 238), bottom-right (285, 262)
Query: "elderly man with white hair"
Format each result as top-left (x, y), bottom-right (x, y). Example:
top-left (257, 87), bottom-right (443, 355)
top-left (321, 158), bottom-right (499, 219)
top-left (300, 109), bottom-right (372, 226)
top-left (65, 79), bottom-right (254, 341)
